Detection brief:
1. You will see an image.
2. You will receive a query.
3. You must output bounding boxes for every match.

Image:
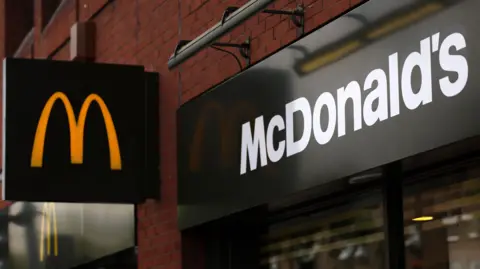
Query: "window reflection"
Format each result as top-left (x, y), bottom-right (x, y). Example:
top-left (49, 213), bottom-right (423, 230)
top-left (260, 161), bottom-right (480, 269)
top-left (261, 193), bottom-right (385, 269)
top-left (404, 165), bottom-right (480, 269)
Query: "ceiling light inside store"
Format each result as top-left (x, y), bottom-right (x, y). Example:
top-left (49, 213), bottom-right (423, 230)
top-left (447, 235), bottom-right (459, 242)
top-left (405, 234), bottom-right (420, 247)
top-left (269, 256), bottom-right (279, 269)
top-left (413, 216), bottom-right (433, 222)
top-left (338, 245), bottom-right (355, 261)
top-left (354, 245), bottom-right (368, 258)
top-left (468, 232), bottom-right (479, 239)
top-left (461, 213), bottom-right (474, 221)
top-left (442, 216), bottom-right (459, 226)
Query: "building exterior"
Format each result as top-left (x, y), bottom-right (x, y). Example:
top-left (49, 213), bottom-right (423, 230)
top-left (5, 1), bottom-right (480, 269)
top-left (0, 0), bottom-right (361, 268)
top-left (176, 1), bottom-right (480, 269)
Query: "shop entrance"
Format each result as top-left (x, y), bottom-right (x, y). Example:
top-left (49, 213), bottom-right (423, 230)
top-left (185, 137), bottom-right (480, 269)
top-left (258, 138), bottom-right (480, 269)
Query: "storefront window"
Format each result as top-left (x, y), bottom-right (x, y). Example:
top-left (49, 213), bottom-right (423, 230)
top-left (403, 163), bottom-right (480, 269)
top-left (261, 192), bottom-right (385, 269)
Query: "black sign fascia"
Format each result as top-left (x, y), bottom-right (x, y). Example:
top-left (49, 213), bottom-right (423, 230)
top-left (143, 71), bottom-right (160, 200)
top-left (2, 58), bottom-right (160, 204)
top-left (177, 0), bottom-right (480, 229)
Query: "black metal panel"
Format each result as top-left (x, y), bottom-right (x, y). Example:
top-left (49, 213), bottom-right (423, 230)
top-left (382, 162), bottom-right (406, 269)
top-left (2, 58), bottom-right (159, 203)
top-left (0, 206), bottom-right (9, 268)
top-left (177, 0), bottom-right (480, 229)
top-left (143, 72), bottom-right (160, 200)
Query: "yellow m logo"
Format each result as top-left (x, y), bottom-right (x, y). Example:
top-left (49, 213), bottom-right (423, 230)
top-left (30, 92), bottom-right (122, 170)
top-left (39, 202), bottom-right (58, 262)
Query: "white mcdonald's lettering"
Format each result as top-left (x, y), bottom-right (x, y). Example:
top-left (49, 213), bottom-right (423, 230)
top-left (240, 32), bottom-right (469, 175)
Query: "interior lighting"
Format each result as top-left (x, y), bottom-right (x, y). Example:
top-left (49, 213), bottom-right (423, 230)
top-left (412, 216), bottom-right (433, 222)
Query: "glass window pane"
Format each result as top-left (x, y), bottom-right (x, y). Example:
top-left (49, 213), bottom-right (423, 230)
top-left (261, 191), bottom-right (385, 269)
top-left (404, 164), bottom-right (480, 269)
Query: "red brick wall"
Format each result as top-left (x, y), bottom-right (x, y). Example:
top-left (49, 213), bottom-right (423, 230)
top-left (179, 0), bottom-right (364, 102)
top-left (1, 0), bottom-right (366, 267)
top-left (0, 0), bottom-right (35, 204)
top-left (38, 0), bottom-right (76, 58)
top-left (4, 0), bottom-right (34, 57)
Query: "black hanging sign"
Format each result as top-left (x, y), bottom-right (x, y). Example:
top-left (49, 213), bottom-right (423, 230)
top-left (2, 58), bottom-right (159, 203)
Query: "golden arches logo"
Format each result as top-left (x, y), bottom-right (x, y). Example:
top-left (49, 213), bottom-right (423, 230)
top-left (39, 202), bottom-right (58, 262)
top-left (30, 92), bottom-right (122, 170)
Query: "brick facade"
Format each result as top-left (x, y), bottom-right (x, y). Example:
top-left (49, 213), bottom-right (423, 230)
top-left (0, 0), bottom-right (365, 268)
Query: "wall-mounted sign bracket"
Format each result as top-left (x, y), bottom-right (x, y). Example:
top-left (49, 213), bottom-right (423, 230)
top-left (222, 5), bottom-right (305, 37)
top-left (173, 38), bottom-right (251, 69)
top-left (167, 0), bottom-right (276, 70)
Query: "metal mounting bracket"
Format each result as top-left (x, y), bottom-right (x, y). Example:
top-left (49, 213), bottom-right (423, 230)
top-left (173, 38), bottom-right (251, 69)
top-left (222, 5), bottom-right (305, 37)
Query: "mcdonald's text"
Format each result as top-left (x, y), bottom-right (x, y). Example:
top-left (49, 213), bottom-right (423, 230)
top-left (240, 32), bottom-right (469, 175)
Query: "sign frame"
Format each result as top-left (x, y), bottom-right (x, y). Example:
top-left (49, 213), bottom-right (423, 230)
top-left (177, 0), bottom-right (480, 229)
top-left (2, 58), bottom-right (160, 203)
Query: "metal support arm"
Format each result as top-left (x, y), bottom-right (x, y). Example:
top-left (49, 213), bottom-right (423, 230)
top-left (173, 38), bottom-right (251, 69)
top-left (167, 0), bottom-right (305, 70)
top-left (222, 5), bottom-right (305, 37)
top-left (168, 0), bottom-right (276, 70)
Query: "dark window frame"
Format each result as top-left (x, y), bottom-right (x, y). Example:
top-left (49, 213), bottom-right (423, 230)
top-left (188, 138), bottom-right (480, 269)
